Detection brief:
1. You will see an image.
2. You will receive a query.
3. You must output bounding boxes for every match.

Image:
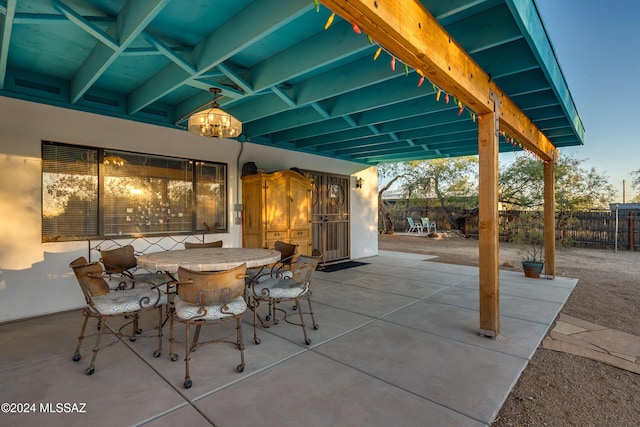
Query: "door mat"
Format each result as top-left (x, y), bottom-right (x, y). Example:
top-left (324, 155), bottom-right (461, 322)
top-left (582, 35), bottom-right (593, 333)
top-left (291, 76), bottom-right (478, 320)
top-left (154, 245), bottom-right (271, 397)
top-left (318, 261), bottom-right (369, 273)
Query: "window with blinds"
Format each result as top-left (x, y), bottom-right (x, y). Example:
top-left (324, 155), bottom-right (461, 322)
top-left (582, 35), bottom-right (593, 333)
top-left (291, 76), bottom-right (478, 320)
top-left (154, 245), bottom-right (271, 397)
top-left (42, 143), bottom-right (99, 240)
top-left (195, 161), bottom-right (227, 232)
top-left (42, 142), bottom-right (227, 241)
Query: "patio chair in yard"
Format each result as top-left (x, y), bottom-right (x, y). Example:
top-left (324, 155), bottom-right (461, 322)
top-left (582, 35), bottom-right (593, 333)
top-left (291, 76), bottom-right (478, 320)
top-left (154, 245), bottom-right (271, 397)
top-left (421, 217), bottom-right (437, 235)
top-left (248, 253), bottom-right (322, 346)
top-left (168, 263), bottom-right (247, 389)
top-left (69, 257), bottom-right (166, 376)
top-left (100, 245), bottom-right (172, 289)
top-left (407, 217), bottom-right (424, 234)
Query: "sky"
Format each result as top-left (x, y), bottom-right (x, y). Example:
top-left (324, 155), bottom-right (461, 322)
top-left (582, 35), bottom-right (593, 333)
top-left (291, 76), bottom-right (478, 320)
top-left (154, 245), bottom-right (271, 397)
top-left (528, 0), bottom-right (640, 201)
top-left (382, 0), bottom-right (640, 201)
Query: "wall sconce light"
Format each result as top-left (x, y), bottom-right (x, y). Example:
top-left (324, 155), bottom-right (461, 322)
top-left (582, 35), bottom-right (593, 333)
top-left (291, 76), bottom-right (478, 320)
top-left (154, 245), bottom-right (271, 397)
top-left (355, 177), bottom-right (364, 189)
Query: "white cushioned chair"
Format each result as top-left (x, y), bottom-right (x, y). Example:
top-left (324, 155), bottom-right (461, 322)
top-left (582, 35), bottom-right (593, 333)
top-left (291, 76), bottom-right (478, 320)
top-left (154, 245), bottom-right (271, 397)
top-left (248, 253), bottom-right (322, 346)
top-left (69, 257), bottom-right (166, 376)
top-left (168, 263), bottom-right (248, 389)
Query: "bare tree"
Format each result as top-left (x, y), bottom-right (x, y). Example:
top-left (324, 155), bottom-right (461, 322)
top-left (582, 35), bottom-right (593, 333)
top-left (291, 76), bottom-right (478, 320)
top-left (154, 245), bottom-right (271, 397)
top-left (378, 174), bottom-right (406, 234)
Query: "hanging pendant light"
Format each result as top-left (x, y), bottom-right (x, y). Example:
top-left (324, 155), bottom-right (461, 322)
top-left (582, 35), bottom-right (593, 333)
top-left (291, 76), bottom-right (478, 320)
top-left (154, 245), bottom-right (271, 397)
top-left (188, 88), bottom-right (242, 138)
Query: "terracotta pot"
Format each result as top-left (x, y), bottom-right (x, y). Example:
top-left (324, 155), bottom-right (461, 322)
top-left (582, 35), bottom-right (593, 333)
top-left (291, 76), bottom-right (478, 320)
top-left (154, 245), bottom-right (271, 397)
top-left (522, 261), bottom-right (543, 278)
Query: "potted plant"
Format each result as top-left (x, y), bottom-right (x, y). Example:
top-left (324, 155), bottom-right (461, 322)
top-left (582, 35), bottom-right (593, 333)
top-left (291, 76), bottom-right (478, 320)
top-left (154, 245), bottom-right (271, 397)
top-left (512, 212), bottom-right (545, 278)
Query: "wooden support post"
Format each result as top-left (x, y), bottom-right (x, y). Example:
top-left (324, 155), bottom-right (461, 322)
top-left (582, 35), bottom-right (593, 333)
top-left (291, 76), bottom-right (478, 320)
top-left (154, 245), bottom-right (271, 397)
top-left (478, 96), bottom-right (500, 338)
top-left (544, 158), bottom-right (556, 277)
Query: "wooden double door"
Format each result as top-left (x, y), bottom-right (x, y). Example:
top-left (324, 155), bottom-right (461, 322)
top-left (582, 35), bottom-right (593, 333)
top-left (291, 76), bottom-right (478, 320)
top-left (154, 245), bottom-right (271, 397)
top-left (304, 171), bottom-right (350, 264)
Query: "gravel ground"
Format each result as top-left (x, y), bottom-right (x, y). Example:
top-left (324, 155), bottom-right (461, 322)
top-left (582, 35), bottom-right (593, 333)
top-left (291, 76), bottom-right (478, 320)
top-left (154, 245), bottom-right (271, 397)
top-left (378, 233), bottom-right (640, 426)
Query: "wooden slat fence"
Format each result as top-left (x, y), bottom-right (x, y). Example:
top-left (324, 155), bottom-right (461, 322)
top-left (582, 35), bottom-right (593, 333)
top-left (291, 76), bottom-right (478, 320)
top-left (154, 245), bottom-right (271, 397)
top-left (385, 207), bottom-right (640, 250)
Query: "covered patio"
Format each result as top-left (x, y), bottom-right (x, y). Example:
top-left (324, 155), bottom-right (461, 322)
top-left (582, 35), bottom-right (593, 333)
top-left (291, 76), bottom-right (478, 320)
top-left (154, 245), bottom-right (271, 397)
top-left (1, 252), bottom-right (576, 426)
top-left (0, 0), bottom-right (584, 334)
top-left (0, 1), bottom-right (584, 424)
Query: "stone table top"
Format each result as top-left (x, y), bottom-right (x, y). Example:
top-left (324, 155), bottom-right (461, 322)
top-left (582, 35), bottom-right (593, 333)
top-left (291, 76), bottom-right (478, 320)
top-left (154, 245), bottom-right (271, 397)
top-left (137, 247), bottom-right (281, 274)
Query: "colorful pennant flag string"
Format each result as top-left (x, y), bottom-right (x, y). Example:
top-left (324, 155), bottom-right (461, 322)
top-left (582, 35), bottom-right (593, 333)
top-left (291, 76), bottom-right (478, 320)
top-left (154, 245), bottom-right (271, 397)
top-left (314, 2), bottom-right (542, 161)
top-left (499, 130), bottom-right (542, 160)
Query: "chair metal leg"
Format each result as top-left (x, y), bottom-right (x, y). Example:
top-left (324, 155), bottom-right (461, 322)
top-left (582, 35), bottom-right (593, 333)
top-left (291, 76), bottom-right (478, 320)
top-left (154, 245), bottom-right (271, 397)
top-left (153, 305), bottom-right (163, 358)
top-left (235, 317), bottom-right (245, 373)
top-left (86, 316), bottom-right (106, 376)
top-left (169, 309), bottom-right (179, 362)
top-left (253, 298), bottom-right (261, 344)
top-left (161, 301), bottom-right (170, 328)
top-left (271, 299), bottom-right (279, 324)
top-left (295, 298), bottom-right (311, 345)
top-left (265, 299), bottom-right (273, 322)
top-left (306, 296), bottom-right (318, 330)
top-left (130, 313), bottom-right (141, 341)
top-left (192, 324), bottom-right (202, 349)
top-left (183, 322), bottom-right (193, 389)
top-left (72, 310), bottom-right (90, 362)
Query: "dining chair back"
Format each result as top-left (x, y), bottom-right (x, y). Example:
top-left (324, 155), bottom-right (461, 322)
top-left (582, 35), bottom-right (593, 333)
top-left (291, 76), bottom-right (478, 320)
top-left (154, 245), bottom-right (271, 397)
top-left (245, 240), bottom-right (298, 285)
top-left (184, 240), bottom-right (223, 249)
top-left (177, 264), bottom-right (245, 304)
top-left (100, 245), bottom-right (137, 278)
top-left (169, 263), bottom-right (248, 389)
top-left (100, 245), bottom-right (171, 289)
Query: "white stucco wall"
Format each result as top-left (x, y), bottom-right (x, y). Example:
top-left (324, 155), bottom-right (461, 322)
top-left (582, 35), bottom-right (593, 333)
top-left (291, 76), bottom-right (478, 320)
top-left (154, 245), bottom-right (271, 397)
top-left (349, 166), bottom-right (379, 259)
top-left (0, 97), bottom-right (377, 322)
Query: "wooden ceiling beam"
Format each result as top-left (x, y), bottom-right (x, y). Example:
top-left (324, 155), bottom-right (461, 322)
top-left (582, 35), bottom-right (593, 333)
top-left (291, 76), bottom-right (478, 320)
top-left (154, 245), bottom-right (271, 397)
top-left (321, 0), bottom-right (557, 162)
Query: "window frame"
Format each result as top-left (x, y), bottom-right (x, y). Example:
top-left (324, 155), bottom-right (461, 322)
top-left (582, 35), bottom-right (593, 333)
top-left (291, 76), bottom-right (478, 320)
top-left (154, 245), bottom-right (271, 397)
top-left (41, 141), bottom-right (228, 242)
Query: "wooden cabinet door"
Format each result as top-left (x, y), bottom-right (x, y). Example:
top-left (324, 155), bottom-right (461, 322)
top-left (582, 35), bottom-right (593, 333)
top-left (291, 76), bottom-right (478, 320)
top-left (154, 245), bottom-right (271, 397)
top-left (242, 178), bottom-right (263, 234)
top-left (289, 175), bottom-right (311, 229)
top-left (264, 174), bottom-right (289, 231)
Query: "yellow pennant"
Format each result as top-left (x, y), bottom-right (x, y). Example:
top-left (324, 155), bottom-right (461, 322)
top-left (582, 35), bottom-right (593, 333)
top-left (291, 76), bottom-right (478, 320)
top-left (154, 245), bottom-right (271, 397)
top-left (325, 13), bottom-right (335, 30)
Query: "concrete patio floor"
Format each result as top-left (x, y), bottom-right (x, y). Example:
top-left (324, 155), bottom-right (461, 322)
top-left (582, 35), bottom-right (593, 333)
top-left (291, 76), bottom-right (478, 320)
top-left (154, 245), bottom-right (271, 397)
top-left (0, 250), bottom-right (577, 426)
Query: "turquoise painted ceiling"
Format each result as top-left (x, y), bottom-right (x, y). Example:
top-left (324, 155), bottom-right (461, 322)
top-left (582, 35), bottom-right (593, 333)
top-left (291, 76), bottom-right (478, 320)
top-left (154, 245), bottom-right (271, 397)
top-left (0, 0), bottom-right (584, 164)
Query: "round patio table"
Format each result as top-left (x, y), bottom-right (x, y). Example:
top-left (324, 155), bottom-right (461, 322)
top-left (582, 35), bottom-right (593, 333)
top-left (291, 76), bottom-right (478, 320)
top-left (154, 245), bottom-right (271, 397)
top-left (137, 247), bottom-right (281, 274)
